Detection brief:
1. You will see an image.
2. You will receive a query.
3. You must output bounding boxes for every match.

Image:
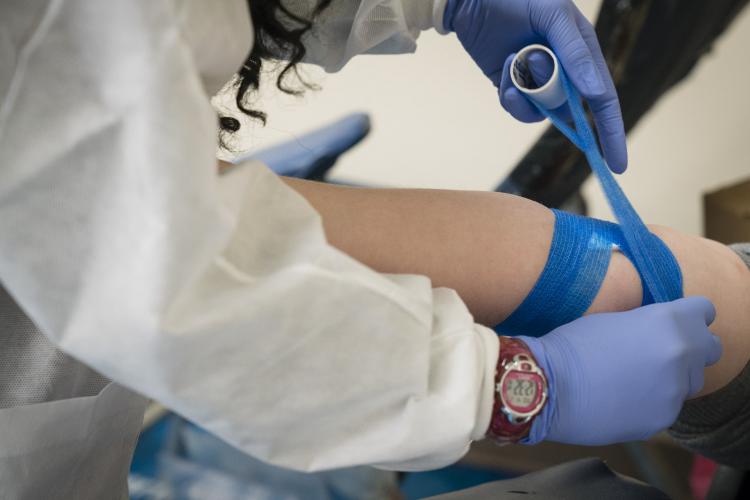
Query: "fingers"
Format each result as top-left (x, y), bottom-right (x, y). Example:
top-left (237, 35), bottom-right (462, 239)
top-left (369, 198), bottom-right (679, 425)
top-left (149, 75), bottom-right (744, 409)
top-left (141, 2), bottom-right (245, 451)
top-left (499, 54), bottom-right (545, 123)
top-left (672, 296), bottom-right (721, 395)
top-left (573, 10), bottom-right (628, 173)
top-left (706, 334), bottom-right (723, 367)
top-left (500, 51), bottom-right (571, 122)
top-left (675, 295), bottom-right (717, 326)
top-left (527, 50), bottom-right (555, 86)
top-left (587, 97), bottom-right (628, 173)
top-left (688, 334), bottom-right (721, 396)
top-left (501, 6), bottom-right (627, 172)
top-left (673, 295), bottom-right (722, 369)
top-left (544, 9), bottom-right (605, 99)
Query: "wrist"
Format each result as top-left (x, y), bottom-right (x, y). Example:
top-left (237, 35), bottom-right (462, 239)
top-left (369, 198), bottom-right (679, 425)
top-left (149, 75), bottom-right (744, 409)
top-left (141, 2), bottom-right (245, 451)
top-left (487, 336), bottom-right (550, 445)
top-left (517, 336), bottom-right (557, 445)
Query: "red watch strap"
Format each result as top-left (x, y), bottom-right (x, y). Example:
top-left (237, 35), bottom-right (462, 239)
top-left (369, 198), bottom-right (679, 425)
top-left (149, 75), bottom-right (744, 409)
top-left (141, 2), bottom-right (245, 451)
top-left (487, 336), bottom-right (542, 444)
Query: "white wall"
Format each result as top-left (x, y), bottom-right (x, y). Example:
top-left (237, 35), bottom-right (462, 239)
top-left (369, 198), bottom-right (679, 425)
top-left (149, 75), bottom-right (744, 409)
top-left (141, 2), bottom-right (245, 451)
top-left (234, 1), bottom-right (750, 236)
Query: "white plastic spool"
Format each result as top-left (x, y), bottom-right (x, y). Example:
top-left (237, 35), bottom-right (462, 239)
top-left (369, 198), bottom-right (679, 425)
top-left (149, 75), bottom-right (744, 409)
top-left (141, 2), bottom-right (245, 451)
top-left (510, 44), bottom-right (567, 110)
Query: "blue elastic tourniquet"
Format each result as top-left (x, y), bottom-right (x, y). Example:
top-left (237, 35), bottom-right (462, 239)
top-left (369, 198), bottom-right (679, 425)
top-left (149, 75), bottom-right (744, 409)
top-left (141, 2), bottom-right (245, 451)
top-left (495, 210), bottom-right (616, 337)
top-left (495, 58), bottom-right (683, 337)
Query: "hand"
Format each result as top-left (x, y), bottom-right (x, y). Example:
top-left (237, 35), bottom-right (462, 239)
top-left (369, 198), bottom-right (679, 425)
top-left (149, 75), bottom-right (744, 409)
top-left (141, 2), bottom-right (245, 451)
top-left (443, 0), bottom-right (628, 172)
top-left (520, 297), bottom-right (722, 445)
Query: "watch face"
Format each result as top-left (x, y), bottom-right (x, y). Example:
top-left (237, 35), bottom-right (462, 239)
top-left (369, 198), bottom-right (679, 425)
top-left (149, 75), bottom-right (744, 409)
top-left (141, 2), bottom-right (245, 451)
top-left (501, 371), bottom-right (544, 414)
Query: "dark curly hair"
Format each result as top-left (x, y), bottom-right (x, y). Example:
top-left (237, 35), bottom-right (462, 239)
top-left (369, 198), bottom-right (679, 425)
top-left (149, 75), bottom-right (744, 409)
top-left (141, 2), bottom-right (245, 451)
top-left (219, 0), bottom-right (332, 143)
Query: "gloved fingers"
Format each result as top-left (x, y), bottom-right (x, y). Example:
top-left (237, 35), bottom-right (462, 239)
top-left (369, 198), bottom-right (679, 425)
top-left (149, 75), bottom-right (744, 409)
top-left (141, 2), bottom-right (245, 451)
top-left (545, 10), bottom-right (627, 172)
top-left (544, 8), bottom-right (605, 100)
top-left (571, 7), bottom-right (613, 95)
top-left (526, 49), bottom-right (555, 87)
top-left (525, 50), bottom-right (574, 121)
top-left (574, 10), bottom-right (628, 173)
top-left (501, 87), bottom-right (547, 123)
top-left (500, 52), bottom-right (573, 123)
top-left (587, 97), bottom-right (627, 173)
top-left (673, 296), bottom-right (722, 366)
top-left (705, 334), bottom-right (723, 367)
top-left (499, 54), bottom-right (545, 123)
top-left (674, 295), bottom-right (717, 326)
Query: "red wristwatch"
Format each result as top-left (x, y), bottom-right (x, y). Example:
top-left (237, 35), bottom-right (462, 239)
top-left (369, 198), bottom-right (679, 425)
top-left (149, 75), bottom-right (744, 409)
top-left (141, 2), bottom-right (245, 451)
top-left (487, 336), bottom-right (548, 445)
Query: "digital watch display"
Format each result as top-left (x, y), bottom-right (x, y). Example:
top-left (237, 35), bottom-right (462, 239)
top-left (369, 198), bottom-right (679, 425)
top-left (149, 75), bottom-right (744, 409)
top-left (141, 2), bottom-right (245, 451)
top-left (498, 354), bottom-right (547, 423)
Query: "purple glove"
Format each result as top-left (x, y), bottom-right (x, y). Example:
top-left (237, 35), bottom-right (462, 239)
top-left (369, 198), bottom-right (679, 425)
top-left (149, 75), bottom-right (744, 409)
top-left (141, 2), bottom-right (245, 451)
top-left (520, 297), bottom-right (722, 445)
top-left (444, 0), bottom-right (628, 172)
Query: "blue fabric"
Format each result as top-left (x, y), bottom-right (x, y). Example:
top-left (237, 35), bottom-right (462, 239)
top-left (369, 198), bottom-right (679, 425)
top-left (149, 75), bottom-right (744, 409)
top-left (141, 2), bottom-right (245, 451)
top-left (495, 209), bottom-right (669, 337)
top-left (537, 70), bottom-right (683, 304)
top-left (496, 210), bottom-right (615, 337)
top-left (495, 59), bottom-right (682, 337)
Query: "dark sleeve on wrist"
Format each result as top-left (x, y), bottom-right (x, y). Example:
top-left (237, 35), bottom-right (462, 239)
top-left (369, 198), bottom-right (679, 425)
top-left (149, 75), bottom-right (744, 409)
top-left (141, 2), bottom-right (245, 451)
top-left (668, 244), bottom-right (750, 469)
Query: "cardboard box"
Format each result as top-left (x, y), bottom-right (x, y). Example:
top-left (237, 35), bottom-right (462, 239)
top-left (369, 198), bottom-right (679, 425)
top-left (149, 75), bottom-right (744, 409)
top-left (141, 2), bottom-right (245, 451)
top-left (704, 178), bottom-right (750, 243)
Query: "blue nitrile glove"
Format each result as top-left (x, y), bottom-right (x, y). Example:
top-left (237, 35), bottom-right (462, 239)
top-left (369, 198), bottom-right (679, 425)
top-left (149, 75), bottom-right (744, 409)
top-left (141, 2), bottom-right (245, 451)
top-left (443, 0), bottom-right (628, 172)
top-left (519, 297), bottom-right (722, 445)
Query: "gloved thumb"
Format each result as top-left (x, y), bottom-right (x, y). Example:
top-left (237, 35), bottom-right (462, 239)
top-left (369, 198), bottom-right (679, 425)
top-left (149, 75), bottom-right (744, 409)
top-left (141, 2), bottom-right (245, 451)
top-left (526, 49), bottom-right (555, 89)
top-left (499, 53), bottom-right (545, 123)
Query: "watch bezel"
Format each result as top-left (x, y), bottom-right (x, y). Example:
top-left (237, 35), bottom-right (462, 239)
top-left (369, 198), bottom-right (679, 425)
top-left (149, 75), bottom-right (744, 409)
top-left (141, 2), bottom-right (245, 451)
top-left (497, 354), bottom-right (548, 424)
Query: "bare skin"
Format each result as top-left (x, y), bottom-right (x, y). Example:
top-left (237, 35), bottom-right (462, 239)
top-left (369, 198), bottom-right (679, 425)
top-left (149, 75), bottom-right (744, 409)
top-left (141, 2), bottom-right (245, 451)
top-left (219, 162), bottom-right (749, 397)
top-left (276, 176), bottom-right (750, 397)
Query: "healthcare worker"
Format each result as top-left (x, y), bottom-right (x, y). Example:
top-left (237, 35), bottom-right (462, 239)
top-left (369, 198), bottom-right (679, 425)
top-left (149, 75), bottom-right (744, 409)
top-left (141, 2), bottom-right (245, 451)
top-left (0, 0), bottom-right (724, 498)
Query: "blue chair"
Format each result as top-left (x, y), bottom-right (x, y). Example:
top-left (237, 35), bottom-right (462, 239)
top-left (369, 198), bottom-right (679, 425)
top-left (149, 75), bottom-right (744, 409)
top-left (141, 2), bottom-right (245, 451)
top-left (231, 112), bottom-right (371, 180)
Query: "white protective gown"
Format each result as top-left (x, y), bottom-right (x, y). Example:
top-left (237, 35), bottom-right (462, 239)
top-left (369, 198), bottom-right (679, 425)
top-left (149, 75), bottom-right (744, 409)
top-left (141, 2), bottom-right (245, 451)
top-left (0, 0), bottom-right (499, 497)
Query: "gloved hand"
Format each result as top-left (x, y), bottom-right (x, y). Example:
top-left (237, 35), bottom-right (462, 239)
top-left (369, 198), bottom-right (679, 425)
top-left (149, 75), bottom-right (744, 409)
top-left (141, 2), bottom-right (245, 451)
top-left (519, 297), bottom-right (722, 445)
top-left (443, 0), bottom-right (628, 172)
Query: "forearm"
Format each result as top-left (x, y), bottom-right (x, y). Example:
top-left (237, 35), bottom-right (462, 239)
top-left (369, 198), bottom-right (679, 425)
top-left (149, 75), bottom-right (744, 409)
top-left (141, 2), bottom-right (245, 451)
top-left (283, 177), bottom-right (556, 325)
top-left (283, 177), bottom-right (750, 397)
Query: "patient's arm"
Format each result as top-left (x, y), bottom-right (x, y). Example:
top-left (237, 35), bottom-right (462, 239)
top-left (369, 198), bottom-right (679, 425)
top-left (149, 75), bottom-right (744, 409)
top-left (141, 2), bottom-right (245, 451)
top-left (282, 177), bottom-right (750, 397)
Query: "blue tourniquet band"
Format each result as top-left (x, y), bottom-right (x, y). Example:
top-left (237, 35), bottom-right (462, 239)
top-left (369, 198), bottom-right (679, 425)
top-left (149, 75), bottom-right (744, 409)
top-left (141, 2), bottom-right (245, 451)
top-left (496, 210), bottom-right (615, 337)
top-left (496, 57), bottom-right (683, 337)
top-left (495, 210), bottom-right (659, 337)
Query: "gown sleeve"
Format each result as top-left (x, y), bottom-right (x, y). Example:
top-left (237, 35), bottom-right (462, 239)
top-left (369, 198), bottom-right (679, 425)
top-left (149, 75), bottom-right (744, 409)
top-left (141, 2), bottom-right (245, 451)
top-left (285, 0), bottom-right (449, 72)
top-left (0, 0), bottom-right (496, 472)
